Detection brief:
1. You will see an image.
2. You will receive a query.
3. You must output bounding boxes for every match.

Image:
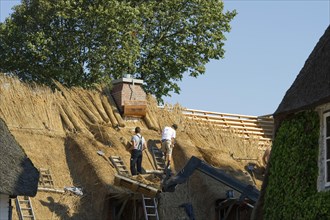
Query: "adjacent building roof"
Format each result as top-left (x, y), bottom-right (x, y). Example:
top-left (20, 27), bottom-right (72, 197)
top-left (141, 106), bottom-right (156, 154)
top-left (253, 26), bottom-right (330, 220)
top-left (274, 25), bottom-right (330, 119)
top-left (0, 118), bottom-right (39, 196)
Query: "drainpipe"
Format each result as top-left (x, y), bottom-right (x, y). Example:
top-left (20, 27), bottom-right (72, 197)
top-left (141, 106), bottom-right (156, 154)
top-left (8, 197), bottom-right (12, 220)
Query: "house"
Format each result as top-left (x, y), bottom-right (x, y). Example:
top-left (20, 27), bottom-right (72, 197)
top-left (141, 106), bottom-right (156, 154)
top-left (253, 25), bottom-right (330, 219)
top-left (0, 74), bottom-right (270, 220)
top-left (0, 117), bottom-right (39, 220)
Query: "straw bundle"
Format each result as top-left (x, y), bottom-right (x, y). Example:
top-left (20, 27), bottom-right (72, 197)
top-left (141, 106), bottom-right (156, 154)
top-left (87, 92), bottom-right (110, 123)
top-left (59, 99), bottom-right (86, 133)
top-left (100, 95), bottom-right (118, 127)
top-left (107, 94), bottom-right (125, 127)
top-left (58, 104), bottom-right (75, 131)
top-left (144, 111), bottom-right (158, 131)
top-left (71, 89), bottom-right (101, 124)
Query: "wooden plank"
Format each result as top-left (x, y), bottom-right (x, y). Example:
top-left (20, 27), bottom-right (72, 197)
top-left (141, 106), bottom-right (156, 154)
top-left (187, 119), bottom-right (273, 134)
top-left (185, 116), bottom-right (273, 127)
top-left (185, 114), bottom-right (273, 133)
top-left (124, 105), bottom-right (146, 117)
top-left (183, 109), bottom-right (273, 122)
top-left (114, 175), bottom-right (159, 198)
top-left (123, 100), bottom-right (147, 117)
top-left (185, 113), bottom-right (274, 126)
top-left (38, 187), bottom-right (65, 193)
top-left (183, 108), bottom-right (259, 118)
top-left (180, 107), bottom-right (274, 146)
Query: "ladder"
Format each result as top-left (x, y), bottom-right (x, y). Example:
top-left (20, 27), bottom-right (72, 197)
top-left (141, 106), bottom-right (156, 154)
top-left (110, 156), bottom-right (131, 176)
top-left (38, 168), bottom-right (55, 188)
top-left (16, 196), bottom-right (36, 220)
top-left (151, 145), bottom-right (165, 171)
top-left (142, 194), bottom-right (159, 220)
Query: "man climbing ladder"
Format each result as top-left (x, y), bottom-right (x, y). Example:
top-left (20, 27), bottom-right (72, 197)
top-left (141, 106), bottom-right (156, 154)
top-left (161, 124), bottom-right (178, 171)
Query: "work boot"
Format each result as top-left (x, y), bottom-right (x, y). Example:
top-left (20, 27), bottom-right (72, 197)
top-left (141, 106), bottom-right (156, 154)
top-left (166, 161), bottom-right (171, 171)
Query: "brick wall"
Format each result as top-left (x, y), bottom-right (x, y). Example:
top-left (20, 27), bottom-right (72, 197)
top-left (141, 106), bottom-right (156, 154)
top-left (111, 81), bottom-right (146, 113)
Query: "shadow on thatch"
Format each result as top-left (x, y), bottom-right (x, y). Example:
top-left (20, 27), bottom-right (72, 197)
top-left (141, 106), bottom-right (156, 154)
top-left (40, 197), bottom-right (73, 220)
top-left (63, 136), bottom-right (104, 219)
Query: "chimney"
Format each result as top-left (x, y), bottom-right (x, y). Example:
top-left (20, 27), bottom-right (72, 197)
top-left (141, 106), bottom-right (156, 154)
top-left (111, 74), bottom-right (147, 117)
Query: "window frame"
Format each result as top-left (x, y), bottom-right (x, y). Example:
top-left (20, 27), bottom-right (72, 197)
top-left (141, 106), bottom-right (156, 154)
top-left (323, 111), bottom-right (330, 187)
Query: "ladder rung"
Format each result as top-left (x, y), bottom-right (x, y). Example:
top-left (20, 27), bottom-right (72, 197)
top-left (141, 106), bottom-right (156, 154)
top-left (147, 214), bottom-right (157, 217)
top-left (118, 169), bottom-right (129, 172)
top-left (111, 159), bottom-right (121, 161)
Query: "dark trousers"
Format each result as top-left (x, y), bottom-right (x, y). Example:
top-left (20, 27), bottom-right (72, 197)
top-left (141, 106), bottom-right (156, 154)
top-left (130, 149), bottom-right (143, 175)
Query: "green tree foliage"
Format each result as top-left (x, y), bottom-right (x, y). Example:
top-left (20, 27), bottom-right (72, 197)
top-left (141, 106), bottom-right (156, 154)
top-left (0, 0), bottom-right (236, 101)
top-left (264, 111), bottom-right (330, 219)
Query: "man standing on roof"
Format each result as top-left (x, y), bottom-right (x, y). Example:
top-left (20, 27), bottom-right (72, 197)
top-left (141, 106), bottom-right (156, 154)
top-left (161, 124), bottom-right (178, 170)
top-left (130, 127), bottom-right (147, 175)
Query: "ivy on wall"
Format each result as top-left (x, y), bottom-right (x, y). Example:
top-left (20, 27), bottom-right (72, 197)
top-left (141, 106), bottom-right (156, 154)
top-left (264, 110), bottom-right (330, 219)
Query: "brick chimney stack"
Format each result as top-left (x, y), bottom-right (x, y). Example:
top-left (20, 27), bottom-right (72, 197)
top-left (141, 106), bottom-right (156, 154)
top-left (110, 74), bottom-right (147, 117)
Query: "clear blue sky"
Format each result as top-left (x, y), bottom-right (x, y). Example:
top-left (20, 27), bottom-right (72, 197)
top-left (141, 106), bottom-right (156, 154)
top-left (1, 0), bottom-right (330, 116)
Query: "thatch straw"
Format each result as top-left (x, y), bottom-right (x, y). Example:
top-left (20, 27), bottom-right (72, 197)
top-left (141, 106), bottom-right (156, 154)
top-left (0, 76), bottom-right (62, 131)
top-left (88, 123), bottom-right (114, 146)
top-left (71, 89), bottom-right (100, 124)
top-left (107, 94), bottom-right (125, 127)
top-left (58, 104), bottom-right (75, 131)
top-left (59, 100), bottom-right (85, 132)
top-left (87, 92), bottom-right (110, 123)
top-left (100, 95), bottom-right (117, 127)
top-left (144, 111), bottom-right (158, 131)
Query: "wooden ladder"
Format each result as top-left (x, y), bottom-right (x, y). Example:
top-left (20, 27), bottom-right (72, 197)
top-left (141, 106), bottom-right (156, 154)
top-left (38, 168), bottom-right (55, 189)
top-left (110, 156), bottom-right (131, 176)
top-left (142, 194), bottom-right (159, 220)
top-left (151, 146), bottom-right (165, 171)
top-left (16, 196), bottom-right (36, 220)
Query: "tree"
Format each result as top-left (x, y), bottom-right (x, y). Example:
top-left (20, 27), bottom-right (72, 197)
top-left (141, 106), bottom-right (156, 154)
top-left (0, 0), bottom-right (236, 102)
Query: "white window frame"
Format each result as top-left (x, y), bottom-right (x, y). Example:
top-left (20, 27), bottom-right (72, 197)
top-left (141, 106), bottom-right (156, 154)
top-left (323, 111), bottom-right (330, 188)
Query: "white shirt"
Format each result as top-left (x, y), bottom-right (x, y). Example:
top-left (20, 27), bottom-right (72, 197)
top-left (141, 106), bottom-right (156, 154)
top-left (161, 126), bottom-right (176, 140)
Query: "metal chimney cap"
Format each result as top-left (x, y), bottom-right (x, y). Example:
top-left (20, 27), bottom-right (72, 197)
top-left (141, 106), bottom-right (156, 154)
top-left (112, 77), bottom-right (144, 85)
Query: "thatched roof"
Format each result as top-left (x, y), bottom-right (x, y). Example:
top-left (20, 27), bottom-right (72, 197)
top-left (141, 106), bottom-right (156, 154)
top-left (274, 25), bottom-right (330, 121)
top-left (0, 117), bottom-right (39, 196)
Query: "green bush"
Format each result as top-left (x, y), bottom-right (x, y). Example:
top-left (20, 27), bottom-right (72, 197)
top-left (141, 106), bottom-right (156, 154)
top-left (264, 110), bottom-right (330, 219)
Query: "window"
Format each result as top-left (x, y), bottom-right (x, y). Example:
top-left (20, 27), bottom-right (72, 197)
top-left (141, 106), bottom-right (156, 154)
top-left (324, 112), bottom-right (330, 187)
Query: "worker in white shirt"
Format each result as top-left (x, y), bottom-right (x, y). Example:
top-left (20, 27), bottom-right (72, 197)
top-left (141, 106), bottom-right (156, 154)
top-left (161, 124), bottom-right (178, 170)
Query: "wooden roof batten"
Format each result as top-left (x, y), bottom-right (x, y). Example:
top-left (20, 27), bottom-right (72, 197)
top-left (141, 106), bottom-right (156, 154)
top-left (182, 108), bottom-right (274, 147)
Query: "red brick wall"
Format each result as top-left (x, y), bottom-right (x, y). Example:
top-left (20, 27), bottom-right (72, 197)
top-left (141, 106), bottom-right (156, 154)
top-left (111, 82), bottom-right (146, 113)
